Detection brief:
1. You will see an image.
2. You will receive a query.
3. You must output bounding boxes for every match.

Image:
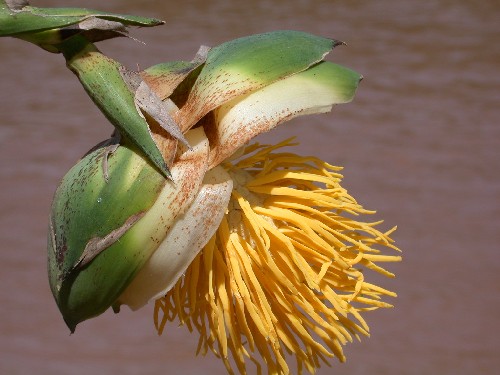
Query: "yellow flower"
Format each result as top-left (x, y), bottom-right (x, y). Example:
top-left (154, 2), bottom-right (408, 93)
top-left (154, 139), bottom-right (400, 374)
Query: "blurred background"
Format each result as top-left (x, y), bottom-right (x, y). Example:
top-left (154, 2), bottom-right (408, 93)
top-left (1, 0), bottom-right (498, 374)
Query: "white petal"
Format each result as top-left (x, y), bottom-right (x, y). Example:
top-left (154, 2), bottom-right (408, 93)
top-left (207, 62), bottom-right (361, 168)
top-left (127, 126), bottom-right (209, 246)
top-left (117, 165), bottom-right (232, 310)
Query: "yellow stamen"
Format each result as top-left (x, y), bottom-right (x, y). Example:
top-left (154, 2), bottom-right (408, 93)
top-left (155, 138), bottom-right (401, 374)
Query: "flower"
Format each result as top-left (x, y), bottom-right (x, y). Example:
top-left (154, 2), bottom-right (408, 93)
top-left (154, 139), bottom-right (400, 374)
top-left (47, 30), bottom-right (401, 374)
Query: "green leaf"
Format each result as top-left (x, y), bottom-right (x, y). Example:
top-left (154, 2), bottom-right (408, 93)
top-left (0, 1), bottom-right (163, 52)
top-left (0, 3), bottom-right (163, 37)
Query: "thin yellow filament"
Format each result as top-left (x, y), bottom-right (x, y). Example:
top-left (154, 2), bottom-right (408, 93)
top-left (155, 139), bottom-right (401, 374)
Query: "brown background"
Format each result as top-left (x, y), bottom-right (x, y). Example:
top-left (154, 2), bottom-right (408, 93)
top-left (1, 0), bottom-right (498, 374)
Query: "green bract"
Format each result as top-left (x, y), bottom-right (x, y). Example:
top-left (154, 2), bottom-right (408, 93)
top-left (48, 143), bottom-right (167, 330)
top-left (49, 132), bottom-right (210, 331)
top-left (45, 30), bottom-right (361, 331)
top-left (175, 30), bottom-right (342, 131)
top-left (59, 35), bottom-right (173, 180)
